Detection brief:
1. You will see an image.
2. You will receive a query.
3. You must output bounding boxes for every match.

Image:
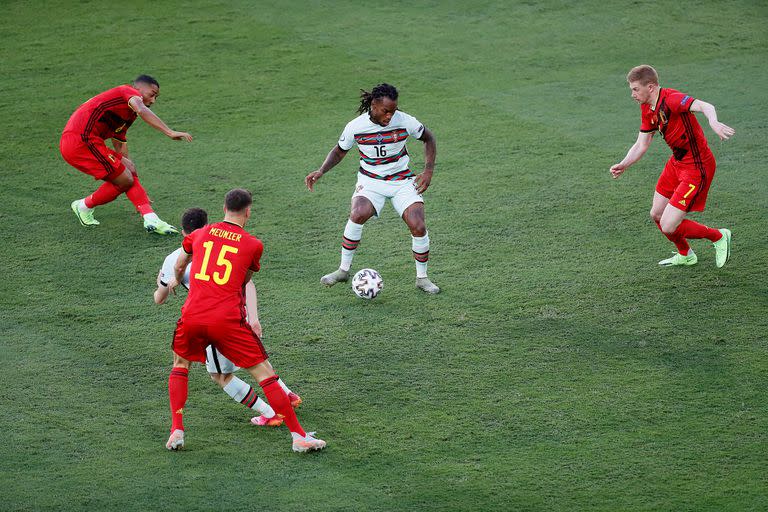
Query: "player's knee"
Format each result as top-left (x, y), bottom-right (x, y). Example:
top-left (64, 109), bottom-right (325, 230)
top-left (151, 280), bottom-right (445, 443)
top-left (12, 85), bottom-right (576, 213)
top-left (409, 223), bottom-right (426, 237)
top-left (209, 373), bottom-right (231, 387)
top-left (172, 354), bottom-right (191, 369)
top-left (113, 172), bottom-right (134, 192)
top-left (660, 219), bottom-right (679, 235)
top-left (350, 208), bottom-right (372, 224)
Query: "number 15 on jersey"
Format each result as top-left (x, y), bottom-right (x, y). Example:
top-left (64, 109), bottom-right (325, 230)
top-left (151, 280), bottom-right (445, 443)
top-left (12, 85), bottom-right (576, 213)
top-left (194, 241), bottom-right (238, 285)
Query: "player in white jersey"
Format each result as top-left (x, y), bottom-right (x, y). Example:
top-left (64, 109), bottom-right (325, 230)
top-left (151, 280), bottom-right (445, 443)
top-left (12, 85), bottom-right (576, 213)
top-left (305, 83), bottom-right (440, 293)
top-left (153, 208), bottom-right (302, 427)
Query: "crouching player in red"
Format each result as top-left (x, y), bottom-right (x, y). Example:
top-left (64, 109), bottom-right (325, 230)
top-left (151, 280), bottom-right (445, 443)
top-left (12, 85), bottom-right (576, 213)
top-left (165, 189), bottom-right (326, 453)
top-left (610, 65), bottom-right (734, 267)
top-left (61, 74), bottom-right (192, 234)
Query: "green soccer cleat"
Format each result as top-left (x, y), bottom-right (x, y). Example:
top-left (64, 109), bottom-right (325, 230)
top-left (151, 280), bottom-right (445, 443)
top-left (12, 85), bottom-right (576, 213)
top-left (713, 228), bottom-right (732, 268)
top-left (70, 200), bottom-right (100, 226)
top-left (658, 251), bottom-right (698, 267)
top-left (144, 218), bottom-right (179, 235)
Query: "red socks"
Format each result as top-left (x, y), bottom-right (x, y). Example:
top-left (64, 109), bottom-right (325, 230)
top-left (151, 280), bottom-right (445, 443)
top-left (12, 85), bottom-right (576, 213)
top-left (125, 176), bottom-right (153, 215)
top-left (676, 219), bottom-right (722, 242)
top-left (260, 375), bottom-right (305, 437)
top-left (83, 178), bottom-right (153, 215)
top-left (84, 182), bottom-right (122, 208)
top-left (655, 221), bottom-right (690, 255)
top-left (168, 367), bottom-right (189, 431)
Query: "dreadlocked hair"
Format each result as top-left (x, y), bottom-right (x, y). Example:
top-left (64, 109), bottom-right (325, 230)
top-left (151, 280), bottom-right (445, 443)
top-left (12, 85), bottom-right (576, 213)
top-left (358, 83), bottom-right (399, 114)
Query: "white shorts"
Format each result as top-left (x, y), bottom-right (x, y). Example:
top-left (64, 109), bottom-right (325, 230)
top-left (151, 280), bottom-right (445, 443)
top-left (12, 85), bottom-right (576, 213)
top-left (352, 173), bottom-right (424, 217)
top-left (205, 345), bottom-right (238, 374)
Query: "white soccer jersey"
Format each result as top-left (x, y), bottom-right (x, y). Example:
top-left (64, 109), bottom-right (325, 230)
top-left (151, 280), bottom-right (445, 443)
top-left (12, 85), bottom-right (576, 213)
top-left (160, 248), bottom-right (191, 290)
top-left (338, 110), bottom-right (425, 179)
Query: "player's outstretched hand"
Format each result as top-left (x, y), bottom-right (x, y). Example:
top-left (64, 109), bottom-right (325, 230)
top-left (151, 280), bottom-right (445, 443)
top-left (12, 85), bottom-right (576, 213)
top-left (609, 163), bottom-right (627, 179)
top-left (710, 121), bottom-right (735, 141)
top-left (305, 171), bottom-right (323, 192)
top-left (249, 318), bottom-right (262, 337)
top-left (169, 130), bottom-right (193, 142)
top-left (414, 170), bottom-right (433, 194)
top-left (167, 278), bottom-right (180, 296)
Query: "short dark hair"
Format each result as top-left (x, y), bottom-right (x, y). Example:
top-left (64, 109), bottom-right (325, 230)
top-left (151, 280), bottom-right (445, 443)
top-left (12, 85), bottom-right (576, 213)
top-left (181, 208), bottom-right (208, 233)
top-left (134, 74), bottom-right (159, 87)
top-left (358, 83), bottom-right (399, 114)
top-left (224, 189), bottom-right (253, 212)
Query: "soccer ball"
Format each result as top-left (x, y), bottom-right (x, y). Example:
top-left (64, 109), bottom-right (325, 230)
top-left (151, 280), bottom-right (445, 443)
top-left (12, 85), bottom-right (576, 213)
top-left (352, 268), bottom-right (383, 299)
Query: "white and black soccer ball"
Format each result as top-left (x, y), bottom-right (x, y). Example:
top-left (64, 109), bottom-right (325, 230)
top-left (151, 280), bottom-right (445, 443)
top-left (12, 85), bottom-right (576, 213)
top-left (351, 268), bottom-right (383, 300)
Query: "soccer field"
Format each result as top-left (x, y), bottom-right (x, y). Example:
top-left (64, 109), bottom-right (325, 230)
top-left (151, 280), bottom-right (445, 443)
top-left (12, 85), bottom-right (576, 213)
top-left (1, 1), bottom-right (767, 510)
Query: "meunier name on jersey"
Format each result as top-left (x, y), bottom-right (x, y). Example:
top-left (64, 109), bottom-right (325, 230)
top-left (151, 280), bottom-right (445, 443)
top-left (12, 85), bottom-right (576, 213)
top-left (208, 227), bottom-right (242, 242)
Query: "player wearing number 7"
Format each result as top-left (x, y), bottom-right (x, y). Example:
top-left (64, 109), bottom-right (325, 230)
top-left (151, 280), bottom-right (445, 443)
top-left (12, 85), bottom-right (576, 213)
top-left (165, 189), bottom-right (325, 453)
top-left (610, 65), bottom-right (734, 267)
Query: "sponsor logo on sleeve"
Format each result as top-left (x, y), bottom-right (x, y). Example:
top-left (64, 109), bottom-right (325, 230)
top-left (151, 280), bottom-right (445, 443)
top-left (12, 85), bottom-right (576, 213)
top-left (681, 95), bottom-right (691, 106)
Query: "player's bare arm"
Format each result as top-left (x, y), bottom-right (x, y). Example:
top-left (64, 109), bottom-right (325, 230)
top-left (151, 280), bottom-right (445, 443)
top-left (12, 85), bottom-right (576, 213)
top-left (154, 269), bottom-right (171, 304)
top-left (128, 96), bottom-right (193, 142)
top-left (689, 99), bottom-right (735, 140)
top-left (610, 131), bottom-right (654, 179)
top-left (305, 145), bottom-right (348, 191)
top-left (111, 139), bottom-right (129, 156)
top-left (414, 128), bottom-right (436, 194)
top-left (244, 279), bottom-right (261, 337)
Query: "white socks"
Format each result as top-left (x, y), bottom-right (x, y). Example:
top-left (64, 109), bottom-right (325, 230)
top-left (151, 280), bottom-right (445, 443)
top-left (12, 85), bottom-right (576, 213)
top-left (412, 232), bottom-right (430, 278)
top-left (340, 220), bottom-right (364, 271)
top-left (223, 376), bottom-right (276, 417)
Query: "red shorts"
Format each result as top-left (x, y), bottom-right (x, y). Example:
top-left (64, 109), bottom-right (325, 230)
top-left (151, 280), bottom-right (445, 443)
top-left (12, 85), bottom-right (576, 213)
top-left (655, 152), bottom-right (716, 212)
top-left (60, 132), bottom-right (125, 181)
top-left (172, 318), bottom-right (269, 369)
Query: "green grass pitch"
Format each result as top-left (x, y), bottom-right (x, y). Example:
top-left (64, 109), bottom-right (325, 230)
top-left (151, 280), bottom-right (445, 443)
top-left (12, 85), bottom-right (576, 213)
top-left (1, 1), bottom-right (766, 510)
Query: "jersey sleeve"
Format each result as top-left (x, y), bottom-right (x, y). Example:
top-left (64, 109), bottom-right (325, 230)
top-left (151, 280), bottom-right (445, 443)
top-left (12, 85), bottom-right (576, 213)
top-left (666, 90), bottom-right (696, 113)
top-left (159, 252), bottom-right (176, 286)
top-left (249, 239), bottom-right (264, 272)
top-left (401, 112), bottom-right (425, 139)
top-left (182, 232), bottom-right (194, 254)
top-left (338, 121), bottom-right (355, 151)
top-left (639, 106), bottom-right (656, 133)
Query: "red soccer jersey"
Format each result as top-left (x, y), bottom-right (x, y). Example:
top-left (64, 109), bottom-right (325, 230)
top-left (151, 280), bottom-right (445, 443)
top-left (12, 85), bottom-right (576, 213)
top-left (640, 88), bottom-right (710, 161)
top-left (62, 85), bottom-right (141, 142)
top-left (180, 221), bottom-right (263, 324)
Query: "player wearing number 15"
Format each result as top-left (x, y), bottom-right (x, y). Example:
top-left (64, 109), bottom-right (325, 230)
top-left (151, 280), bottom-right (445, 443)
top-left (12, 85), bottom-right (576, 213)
top-left (165, 189), bottom-right (325, 453)
top-left (610, 65), bottom-right (734, 268)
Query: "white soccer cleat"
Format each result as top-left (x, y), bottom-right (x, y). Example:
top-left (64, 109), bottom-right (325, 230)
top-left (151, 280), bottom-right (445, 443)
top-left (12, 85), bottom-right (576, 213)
top-left (320, 269), bottom-right (349, 286)
top-left (416, 277), bottom-right (440, 294)
top-left (165, 429), bottom-right (185, 451)
top-left (292, 432), bottom-right (327, 453)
